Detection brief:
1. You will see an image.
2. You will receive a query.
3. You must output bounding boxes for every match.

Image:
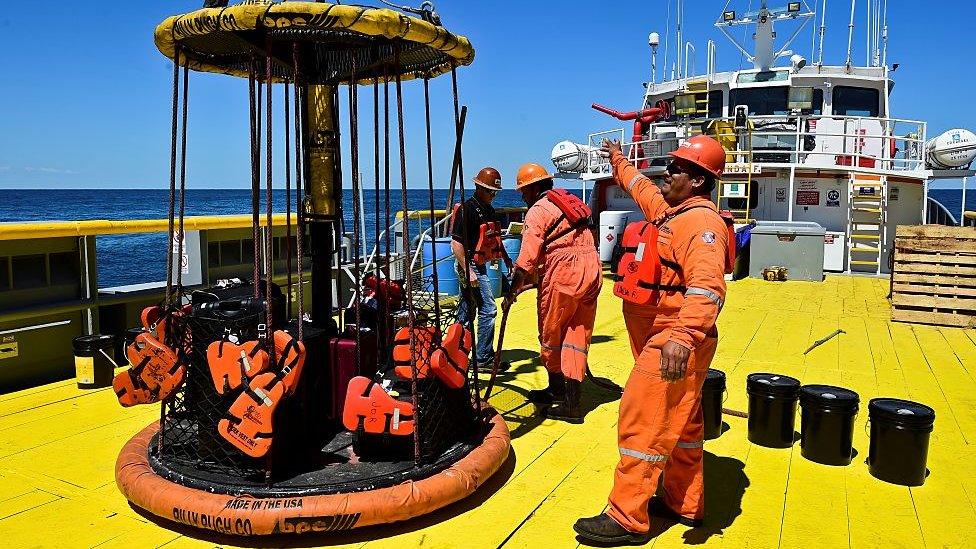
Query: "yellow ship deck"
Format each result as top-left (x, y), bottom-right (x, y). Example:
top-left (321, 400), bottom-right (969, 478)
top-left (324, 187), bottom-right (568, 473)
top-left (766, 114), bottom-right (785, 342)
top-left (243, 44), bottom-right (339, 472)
top-left (2, 275), bottom-right (975, 548)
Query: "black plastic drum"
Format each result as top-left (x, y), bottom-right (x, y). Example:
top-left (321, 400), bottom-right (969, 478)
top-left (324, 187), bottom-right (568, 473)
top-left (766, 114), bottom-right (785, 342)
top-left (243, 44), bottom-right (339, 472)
top-left (747, 373), bottom-right (800, 448)
top-left (72, 334), bottom-right (116, 389)
top-left (702, 369), bottom-right (726, 440)
top-left (868, 398), bottom-right (935, 486)
top-left (799, 385), bottom-right (859, 465)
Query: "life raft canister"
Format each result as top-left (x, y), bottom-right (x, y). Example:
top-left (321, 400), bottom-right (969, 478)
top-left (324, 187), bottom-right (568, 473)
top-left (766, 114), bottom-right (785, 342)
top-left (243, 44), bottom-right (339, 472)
top-left (342, 376), bottom-right (416, 436)
top-left (451, 203), bottom-right (503, 266)
top-left (430, 323), bottom-right (473, 389)
top-left (393, 326), bottom-right (438, 380)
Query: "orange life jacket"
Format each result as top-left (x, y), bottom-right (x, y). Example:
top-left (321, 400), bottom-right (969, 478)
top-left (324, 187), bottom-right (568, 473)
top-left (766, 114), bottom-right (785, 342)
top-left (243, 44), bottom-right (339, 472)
top-left (218, 371), bottom-right (285, 458)
top-left (451, 203), bottom-right (503, 266)
top-left (206, 339), bottom-right (270, 395)
top-left (216, 330), bottom-right (306, 457)
top-left (430, 323), bottom-right (472, 389)
top-left (393, 326), bottom-right (437, 380)
top-left (613, 206), bottom-right (735, 306)
top-left (541, 188), bottom-right (593, 247)
top-left (126, 332), bottom-right (185, 400)
top-left (112, 368), bottom-right (154, 407)
top-left (342, 376), bottom-right (415, 436)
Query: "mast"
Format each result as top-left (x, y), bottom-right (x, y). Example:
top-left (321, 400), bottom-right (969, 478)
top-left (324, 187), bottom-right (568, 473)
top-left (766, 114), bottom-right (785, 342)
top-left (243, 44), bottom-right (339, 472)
top-left (817, 0), bottom-right (828, 66)
top-left (845, 0), bottom-right (856, 68)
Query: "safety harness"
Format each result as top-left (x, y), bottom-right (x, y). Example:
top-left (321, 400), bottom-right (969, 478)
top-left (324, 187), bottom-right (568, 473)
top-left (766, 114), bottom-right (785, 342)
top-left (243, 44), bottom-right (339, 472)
top-left (613, 205), bottom-right (735, 306)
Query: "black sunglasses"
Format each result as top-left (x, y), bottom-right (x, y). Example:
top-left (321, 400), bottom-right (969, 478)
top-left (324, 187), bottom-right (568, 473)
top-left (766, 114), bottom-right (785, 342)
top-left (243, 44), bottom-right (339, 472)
top-left (666, 161), bottom-right (701, 177)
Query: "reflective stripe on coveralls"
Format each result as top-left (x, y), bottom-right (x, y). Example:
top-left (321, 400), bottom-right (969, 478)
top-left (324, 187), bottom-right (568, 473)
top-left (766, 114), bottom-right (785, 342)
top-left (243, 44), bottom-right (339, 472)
top-left (605, 149), bottom-right (728, 533)
top-left (514, 193), bottom-right (602, 382)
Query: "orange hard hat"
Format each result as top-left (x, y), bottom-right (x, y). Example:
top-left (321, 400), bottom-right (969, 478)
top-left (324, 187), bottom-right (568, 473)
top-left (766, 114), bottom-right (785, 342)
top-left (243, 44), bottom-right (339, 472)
top-left (516, 163), bottom-right (553, 190)
top-left (473, 167), bottom-right (503, 191)
top-left (668, 135), bottom-right (726, 177)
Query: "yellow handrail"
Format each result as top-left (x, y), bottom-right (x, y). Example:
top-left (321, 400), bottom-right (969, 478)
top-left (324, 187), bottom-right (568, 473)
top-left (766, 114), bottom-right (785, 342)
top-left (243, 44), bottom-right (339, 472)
top-left (0, 214), bottom-right (298, 241)
top-left (964, 211), bottom-right (975, 221)
top-left (395, 207), bottom-right (527, 220)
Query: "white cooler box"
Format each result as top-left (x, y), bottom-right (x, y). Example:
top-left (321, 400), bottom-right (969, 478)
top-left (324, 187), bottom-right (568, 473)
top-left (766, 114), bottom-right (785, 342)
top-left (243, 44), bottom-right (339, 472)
top-left (823, 231), bottom-right (846, 272)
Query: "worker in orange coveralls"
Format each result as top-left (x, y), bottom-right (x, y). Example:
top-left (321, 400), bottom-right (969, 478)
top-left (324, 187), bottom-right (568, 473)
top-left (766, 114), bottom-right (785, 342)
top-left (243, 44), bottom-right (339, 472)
top-left (574, 136), bottom-right (730, 544)
top-left (503, 163), bottom-right (602, 423)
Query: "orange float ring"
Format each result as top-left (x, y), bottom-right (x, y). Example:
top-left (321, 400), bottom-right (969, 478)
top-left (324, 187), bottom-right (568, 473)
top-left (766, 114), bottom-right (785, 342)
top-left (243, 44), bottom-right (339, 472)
top-left (116, 408), bottom-right (510, 536)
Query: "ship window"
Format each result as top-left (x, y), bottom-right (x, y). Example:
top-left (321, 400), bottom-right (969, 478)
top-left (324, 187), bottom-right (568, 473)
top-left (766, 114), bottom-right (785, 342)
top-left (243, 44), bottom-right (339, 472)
top-left (833, 86), bottom-right (879, 117)
top-left (0, 257), bottom-right (8, 291)
top-left (708, 90), bottom-right (723, 118)
top-left (729, 86), bottom-right (789, 116)
top-left (12, 255), bottom-right (47, 290)
top-left (726, 181), bottom-right (760, 211)
top-left (208, 242), bottom-right (220, 268)
top-left (223, 240), bottom-right (243, 266)
top-left (49, 251), bottom-right (80, 286)
top-left (812, 88), bottom-right (824, 115)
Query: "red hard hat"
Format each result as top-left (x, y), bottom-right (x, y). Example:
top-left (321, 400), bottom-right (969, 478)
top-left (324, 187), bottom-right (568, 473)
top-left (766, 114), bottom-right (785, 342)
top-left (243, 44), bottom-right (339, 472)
top-left (669, 135), bottom-right (726, 177)
top-left (516, 163), bottom-right (553, 190)
top-left (473, 167), bottom-right (503, 191)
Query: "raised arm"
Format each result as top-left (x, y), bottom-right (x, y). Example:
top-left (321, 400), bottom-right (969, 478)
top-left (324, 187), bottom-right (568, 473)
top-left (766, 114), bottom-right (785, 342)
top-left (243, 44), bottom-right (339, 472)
top-left (601, 139), bottom-right (668, 220)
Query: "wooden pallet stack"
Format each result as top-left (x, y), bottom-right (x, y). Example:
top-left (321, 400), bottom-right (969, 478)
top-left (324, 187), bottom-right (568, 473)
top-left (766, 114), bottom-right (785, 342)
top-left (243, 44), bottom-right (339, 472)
top-left (891, 225), bottom-right (976, 328)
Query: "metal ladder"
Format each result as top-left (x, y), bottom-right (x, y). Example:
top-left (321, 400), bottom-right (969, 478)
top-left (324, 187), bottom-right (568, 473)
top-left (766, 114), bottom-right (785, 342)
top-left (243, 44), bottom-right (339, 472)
top-left (717, 147), bottom-right (755, 223)
top-left (846, 172), bottom-right (888, 274)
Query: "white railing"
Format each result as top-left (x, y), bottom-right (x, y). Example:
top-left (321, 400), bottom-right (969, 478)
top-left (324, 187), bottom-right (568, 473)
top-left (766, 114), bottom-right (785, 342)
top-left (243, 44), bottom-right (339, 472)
top-left (586, 114), bottom-right (928, 176)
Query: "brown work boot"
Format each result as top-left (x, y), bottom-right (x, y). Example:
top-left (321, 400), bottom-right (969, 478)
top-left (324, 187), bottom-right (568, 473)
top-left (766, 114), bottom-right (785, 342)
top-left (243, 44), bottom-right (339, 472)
top-left (528, 371), bottom-right (565, 405)
top-left (573, 513), bottom-right (649, 545)
top-left (545, 378), bottom-right (582, 424)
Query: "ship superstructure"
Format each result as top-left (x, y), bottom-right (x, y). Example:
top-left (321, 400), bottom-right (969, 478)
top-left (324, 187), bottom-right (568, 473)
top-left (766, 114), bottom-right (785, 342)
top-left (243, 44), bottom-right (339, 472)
top-left (552, 0), bottom-right (976, 274)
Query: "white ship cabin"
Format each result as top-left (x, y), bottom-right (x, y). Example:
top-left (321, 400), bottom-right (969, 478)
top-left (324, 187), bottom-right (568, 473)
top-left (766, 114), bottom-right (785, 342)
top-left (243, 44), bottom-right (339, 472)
top-left (554, 1), bottom-right (976, 275)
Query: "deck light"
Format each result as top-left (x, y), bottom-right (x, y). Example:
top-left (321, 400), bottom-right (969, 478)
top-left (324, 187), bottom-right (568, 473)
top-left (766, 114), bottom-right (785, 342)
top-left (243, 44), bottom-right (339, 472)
top-left (788, 2), bottom-right (801, 12)
top-left (723, 11), bottom-right (736, 22)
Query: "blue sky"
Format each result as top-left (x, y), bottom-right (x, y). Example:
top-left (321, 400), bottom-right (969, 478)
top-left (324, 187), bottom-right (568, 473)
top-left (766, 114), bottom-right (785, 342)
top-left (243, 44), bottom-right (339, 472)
top-left (0, 1), bottom-right (972, 190)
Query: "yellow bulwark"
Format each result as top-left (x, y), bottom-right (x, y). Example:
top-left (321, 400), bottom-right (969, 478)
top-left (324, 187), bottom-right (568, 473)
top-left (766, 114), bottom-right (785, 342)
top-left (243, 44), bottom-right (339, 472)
top-left (2, 275), bottom-right (975, 547)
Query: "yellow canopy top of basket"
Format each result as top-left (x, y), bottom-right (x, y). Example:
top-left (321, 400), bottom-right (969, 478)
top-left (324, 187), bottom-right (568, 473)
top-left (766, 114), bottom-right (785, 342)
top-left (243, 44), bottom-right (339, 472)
top-left (155, 2), bottom-right (474, 85)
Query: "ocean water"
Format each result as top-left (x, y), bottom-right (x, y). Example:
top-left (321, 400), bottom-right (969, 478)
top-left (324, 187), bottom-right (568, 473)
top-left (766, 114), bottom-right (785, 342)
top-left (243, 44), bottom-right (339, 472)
top-left (0, 188), bottom-right (529, 288)
top-left (0, 188), bottom-right (970, 288)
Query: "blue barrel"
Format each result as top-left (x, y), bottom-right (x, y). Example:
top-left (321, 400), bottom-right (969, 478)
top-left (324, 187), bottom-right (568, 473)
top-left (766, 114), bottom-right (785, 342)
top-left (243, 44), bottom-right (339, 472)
top-left (500, 236), bottom-right (522, 294)
top-left (422, 237), bottom-right (460, 296)
top-left (422, 236), bottom-right (503, 299)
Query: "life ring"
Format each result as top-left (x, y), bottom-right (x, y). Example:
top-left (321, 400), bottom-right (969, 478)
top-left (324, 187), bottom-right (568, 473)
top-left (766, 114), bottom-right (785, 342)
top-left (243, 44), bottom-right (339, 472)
top-left (116, 407), bottom-right (510, 536)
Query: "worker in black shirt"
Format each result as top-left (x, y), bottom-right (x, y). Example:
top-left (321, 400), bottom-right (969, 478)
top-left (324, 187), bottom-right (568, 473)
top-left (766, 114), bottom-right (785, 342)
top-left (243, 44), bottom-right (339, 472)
top-left (451, 167), bottom-right (513, 370)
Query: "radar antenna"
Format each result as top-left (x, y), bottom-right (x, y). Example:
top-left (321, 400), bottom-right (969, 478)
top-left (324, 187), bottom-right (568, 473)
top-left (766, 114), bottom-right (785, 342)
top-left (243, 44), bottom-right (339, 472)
top-left (715, 1), bottom-right (815, 71)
